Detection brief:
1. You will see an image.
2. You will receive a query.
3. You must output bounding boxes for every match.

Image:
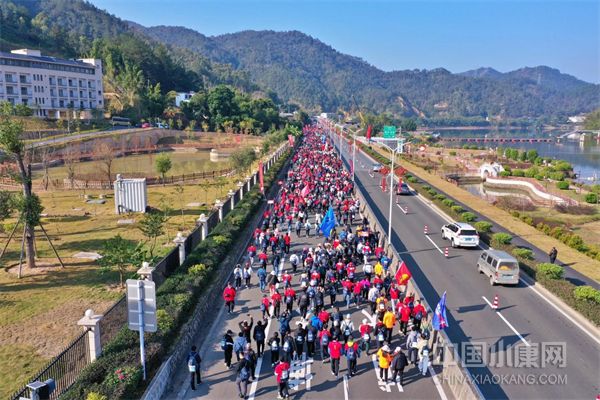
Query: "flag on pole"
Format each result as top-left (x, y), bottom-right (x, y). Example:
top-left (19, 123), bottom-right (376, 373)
top-left (432, 291), bottom-right (449, 330)
top-left (319, 206), bottom-right (337, 238)
top-left (366, 125), bottom-right (372, 141)
top-left (301, 185), bottom-right (310, 198)
top-left (394, 261), bottom-right (411, 285)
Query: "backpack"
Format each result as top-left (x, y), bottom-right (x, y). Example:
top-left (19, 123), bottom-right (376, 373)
top-left (307, 330), bottom-right (315, 342)
top-left (281, 368), bottom-right (289, 381)
top-left (285, 295), bottom-right (293, 304)
top-left (220, 337), bottom-right (227, 350)
top-left (234, 338), bottom-right (245, 353)
top-left (415, 311), bottom-right (423, 321)
top-left (322, 334), bottom-right (329, 346)
top-left (346, 346), bottom-right (356, 360)
top-left (283, 340), bottom-right (291, 352)
top-left (255, 329), bottom-right (265, 342)
top-left (377, 331), bottom-right (385, 342)
top-left (296, 334), bottom-right (304, 343)
top-left (187, 353), bottom-right (197, 372)
top-left (344, 326), bottom-right (351, 336)
top-left (239, 366), bottom-right (250, 381)
top-left (271, 340), bottom-right (279, 351)
top-left (260, 303), bottom-right (266, 312)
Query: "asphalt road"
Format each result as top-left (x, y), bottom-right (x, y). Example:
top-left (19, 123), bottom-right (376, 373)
top-left (163, 154), bottom-right (445, 399)
top-left (335, 135), bottom-right (600, 399)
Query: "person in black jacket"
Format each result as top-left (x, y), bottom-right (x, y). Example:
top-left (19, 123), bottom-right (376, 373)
top-left (187, 345), bottom-right (202, 390)
top-left (253, 320), bottom-right (267, 357)
top-left (294, 323), bottom-right (307, 360)
top-left (391, 347), bottom-right (409, 385)
top-left (222, 330), bottom-right (234, 368)
top-left (239, 316), bottom-right (254, 345)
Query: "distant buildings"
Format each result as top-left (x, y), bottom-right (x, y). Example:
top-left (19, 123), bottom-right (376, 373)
top-left (0, 49), bottom-right (104, 119)
top-left (175, 91), bottom-right (195, 107)
top-left (568, 115), bottom-right (585, 124)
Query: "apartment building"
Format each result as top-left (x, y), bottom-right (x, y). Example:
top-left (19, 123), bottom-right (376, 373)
top-left (0, 49), bottom-right (104, 119)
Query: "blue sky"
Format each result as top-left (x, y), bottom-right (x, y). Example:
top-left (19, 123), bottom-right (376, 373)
top-left (89, 0), bottom-right (600, 83)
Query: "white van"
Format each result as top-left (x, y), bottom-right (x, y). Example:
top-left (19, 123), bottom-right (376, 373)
top-left (477, 249), bottom-right (520, 286)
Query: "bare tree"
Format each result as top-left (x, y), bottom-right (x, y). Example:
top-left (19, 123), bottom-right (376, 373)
top-left (93, 140), bottom-right (116, 185)
top-left (63, 146), bottom-right (79, 189)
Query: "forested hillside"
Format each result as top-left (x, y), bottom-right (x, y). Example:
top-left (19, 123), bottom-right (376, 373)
top-left (140, 26), bottom-right (600, 118)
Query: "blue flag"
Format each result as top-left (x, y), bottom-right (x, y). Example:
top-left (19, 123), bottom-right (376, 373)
top-left (319, 206), bottom-right (337, 238)
top-left (432, 291), bottom-right (449, 330)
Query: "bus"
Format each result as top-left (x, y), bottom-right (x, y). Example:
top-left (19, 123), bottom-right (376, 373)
top-left (111, 116), bottom-right (131, 128)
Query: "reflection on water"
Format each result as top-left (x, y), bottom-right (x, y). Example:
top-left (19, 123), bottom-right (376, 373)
top-left (436, 129), bottom-right (600, 184)
top-left (463, 183), bottom-right (535, 204)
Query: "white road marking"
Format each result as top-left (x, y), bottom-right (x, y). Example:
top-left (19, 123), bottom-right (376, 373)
top-left (370, 354), bottom-right (393, 392)
top-left (396, 203), bottom-right (408, 214)
top-left (519, 277), bottom-right (600, 346)
top-left (361, 309), bottom-right (377, 326)
top-left (424, 234), bottom-right (445, 256)
top-left (482, 295), bottom-right (530, 346)
top-left (428, 365), bottom-right (447, 400)
top-left (343, 373), bottom-right (350, 400)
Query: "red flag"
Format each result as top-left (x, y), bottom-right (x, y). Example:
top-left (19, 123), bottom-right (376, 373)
top-left (366, 125), bottom-right (372, 140)
top-left (259, 161), bottom-right (264, 192)
top-left (395, 261), bottom-right (411, 285)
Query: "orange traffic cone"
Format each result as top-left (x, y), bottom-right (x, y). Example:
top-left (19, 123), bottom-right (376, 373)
top-left (491, 295), bottom-right (499, 310)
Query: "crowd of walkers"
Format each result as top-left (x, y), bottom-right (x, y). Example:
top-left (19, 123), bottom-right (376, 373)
top-left (191, 126), bottom-right (433, 399)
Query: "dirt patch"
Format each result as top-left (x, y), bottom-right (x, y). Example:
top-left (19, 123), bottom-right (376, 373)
top-left (0, 298), bottom-right (115, 359)
top-left (6, 261), bottom-right (65, 277)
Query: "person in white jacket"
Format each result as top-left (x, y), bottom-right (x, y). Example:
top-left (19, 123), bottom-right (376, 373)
top-left (340, 314), bottom-right (355, 344)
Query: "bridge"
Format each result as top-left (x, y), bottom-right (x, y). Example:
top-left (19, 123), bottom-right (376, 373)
top-left (440, 137), bottom-right (553, 143)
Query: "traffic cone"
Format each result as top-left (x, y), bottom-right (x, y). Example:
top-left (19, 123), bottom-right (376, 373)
top-left (491, 295), bottom-right (499, 310)
top-left (444, 247), bottom-right (449, 258)
top-left (424, 225), bottom-right (429, 235)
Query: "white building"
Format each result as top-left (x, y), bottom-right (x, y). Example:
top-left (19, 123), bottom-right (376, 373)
top-left (175, 91), bottom-right (195, 107)
top-left (0, 49), bottom-right (104, 119)
top-left (568, 115), bottom-right (585, 124)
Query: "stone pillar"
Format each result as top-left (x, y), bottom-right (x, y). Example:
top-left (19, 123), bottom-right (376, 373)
top-left (215, 199), bottom-right (223, 222)
top-left (253, 174), bottom-right (257, 185)
top-left (228, 189), bottom-right (235, 209)
top-left (173, 232), bottom-right (187, 266)
top-left (137, 261), bottom-right (154, 281)
top-left (78, 309), bottom-right (103, 362)
top-left (197, 214), bottom-right (208, 240)
top-left (246, 176), bottom-right (251, 191)
top-left (238, 181), bottom-right (245, 200)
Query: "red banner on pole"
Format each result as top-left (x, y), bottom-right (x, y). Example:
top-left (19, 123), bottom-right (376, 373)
top-left (259, 161), bottom-right (264, 192)
top-left (288, 134), bottom-right (295, 146)
top-left (366, 125), bottom-right (372, 140)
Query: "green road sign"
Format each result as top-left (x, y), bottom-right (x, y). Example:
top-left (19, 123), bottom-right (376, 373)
top-left (383, 125), bottom-right (396, 138)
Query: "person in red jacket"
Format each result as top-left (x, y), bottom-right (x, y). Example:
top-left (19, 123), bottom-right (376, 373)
top-left (283, 287), bottom-right (296, 313)
top-left (318, 309), bottom-right (330, 329)
top-left (223, 282), bottom-right (236, 313)
top-left (328, 338), bottom-right (343, 377)
top-left (283, 233), bottom-right (291, 254)
top-left (398, 302), bottom-right (412, 335)
top-left (271, 290), bottom-right (282, 318)
top-left (274, 360), bottom-right (291, 399)
top-left (412, 300), bottom-right (427, 330)
top-left (359, 318), bottom-right (373, 354)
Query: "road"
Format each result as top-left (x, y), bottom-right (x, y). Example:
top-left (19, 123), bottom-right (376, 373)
top-left (335, 133), bottom-right (600, 399)
top-left (163, 145), bottom-right (446, 400)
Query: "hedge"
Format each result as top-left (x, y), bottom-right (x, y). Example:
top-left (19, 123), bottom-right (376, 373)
top-left (442, 199), bottom-right (455, 208)
top-left (474, 221), bottom-right (493, 233)
top-left (62, 148), bottom-right (293, 400)
top-left (585, 193), bottom-right (598, 204)
top-left (460, 212), bottom-right (477, 222)
top-left (537, 263), bottom-right (565, 280)
top-left (574, 286), bottom-right (600, 304)
top-left (451, 205), bottom-right (464, 214)
top-left (492, 232), bottom-right (513, 246)
top-left (512, 248), bottom-right (534, 260)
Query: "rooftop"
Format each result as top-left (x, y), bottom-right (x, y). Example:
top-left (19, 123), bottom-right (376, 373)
top-left (0, 49), bottom-right (97, 68)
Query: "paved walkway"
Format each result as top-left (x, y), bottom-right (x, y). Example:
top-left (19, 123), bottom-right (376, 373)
top-left (163, 206), bottom-right (442, 399)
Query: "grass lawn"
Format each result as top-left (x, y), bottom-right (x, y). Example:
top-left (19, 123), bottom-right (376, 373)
top-left (0, 172), bottom-right (240, 397)
top-left (369, 142), bottom-right (600, 282)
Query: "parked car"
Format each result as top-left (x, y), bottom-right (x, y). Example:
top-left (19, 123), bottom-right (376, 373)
top-left (441, 222), bottom-right (479, 248)
top-left (371, 163), bottom-right (383, 173)
top-left (141, 122), bottom-right (152, 128)
top-left (477, 249), bottom-right (520, 286)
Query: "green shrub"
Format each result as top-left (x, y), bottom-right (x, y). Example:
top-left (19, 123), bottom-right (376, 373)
top-left (451, 205), bottom-right (464, 214)
top-left (573, 286), bottom-right (600, 304)
top-left (498, 170), bottom-right (511, 177)
top-left (566, 234), bottom-right (585, 251)
top-left (449, 151), bottom-right (457, 156)
top-left (188, 263), bottom-right (208, 277)
top-left (512, 248), bottom-right (534, 260)
top-left (520, 215), bottom-right (534, 225)
top-left (537, 263), bottom-right (564, 280)
top-left (434, 194), bottom-right (446, 201)
top-left (510, 211), bottom-right (520, 218)
top-left (556, 181), bottom-right (569, 190)
top-left (524, 168), bottom-right (537, 178)
top-left (461, 212), bottom-right (477, 222)
top-left (442, 199), bottom-right (455, 208)
top-left (512, 169), bottom-right (525, 177)
top-left (549, 171), bottom-right (566, 181)
top-left (422, 185), bottom-right (431, 191)
top-left (427, 189), bottom-right (438, 197)
top-left (534, 174), bottom-right (545, 181)
top-left (585, 193), bottom-right (598, 204)
top-left (156, 309), bottom-right (175, 334)
top-left (492, 232), bottom-right (513, 246)
top-left (87, 393), bottom-right (108, 400)
top-left (474, 221), bottom-right (493, 233)
top-left (407, 176), bottom-right (418, 183)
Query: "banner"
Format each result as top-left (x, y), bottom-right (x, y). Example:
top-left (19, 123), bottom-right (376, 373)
top-left (433, 291), bottom-right (449, 330)
top-left (288, 134), bottom-right (295, 146)
top-left (259, 161), bottom-right (264, 192)
top-left (394, 261), bottom-right (411, 285)
top-left (366, 125), bottom-right (372, 140)
top-left (319, 206), bottom-right (337, 238)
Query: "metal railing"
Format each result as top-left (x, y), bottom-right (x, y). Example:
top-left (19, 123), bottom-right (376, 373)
top-left (99, 296), bottom-right (127, 348)
top-left (10, 329), bottom-right (90, 400)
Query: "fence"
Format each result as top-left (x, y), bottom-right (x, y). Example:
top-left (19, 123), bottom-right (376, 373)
top-left (9, 142), bottom-right (289, 400)
top-left (10, 329), bottom-right (90, 400)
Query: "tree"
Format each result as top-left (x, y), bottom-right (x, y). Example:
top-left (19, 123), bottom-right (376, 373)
top-left (138, 211), bottom-right (168, 258)
top-left (0, 190), bottom-right (15, 221)
top-left (63, 146), bottom-right (79, 189)
top-left (230, 147), bottom-right (257, 176)
top-left (0, 118), bottom-right (38, 269)
top-left (174, 184), bottom-right (185, 228)
top-left (526, 149), bottom-right (539, 163)
top-left (98, 235), bottom-right (142, 288)
top-left (155, 153), bottom-right (172, 185)
top-left (93, 141), bottom-right (115, 184)
top-left (14, 104), bottom-right (33, 117)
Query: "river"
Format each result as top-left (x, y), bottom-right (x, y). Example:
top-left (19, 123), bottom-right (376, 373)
top-left (433, 128), bottom-right (600, 184)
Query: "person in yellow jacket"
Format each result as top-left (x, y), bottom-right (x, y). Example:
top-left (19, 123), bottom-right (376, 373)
top-left (374, 261), bottom-right (384, 277)
top-left (377, 344), bottom-right (393, 382)
top-left (382, 307), bottom-right (396, 343)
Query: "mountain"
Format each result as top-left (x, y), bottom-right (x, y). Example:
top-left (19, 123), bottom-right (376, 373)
top-left (0, 0), bottom-right (258, 93)
top-left (136, 26), bottom-right (600, 118)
